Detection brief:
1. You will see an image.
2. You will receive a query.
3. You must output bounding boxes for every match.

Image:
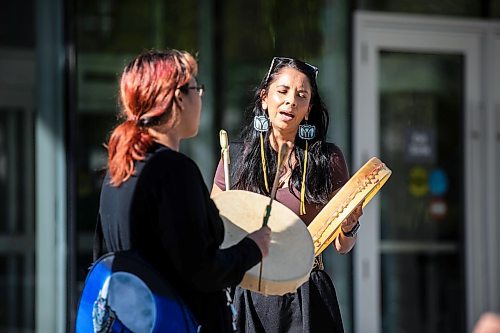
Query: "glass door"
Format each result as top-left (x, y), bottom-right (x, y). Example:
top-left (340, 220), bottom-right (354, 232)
top-left (353, 12), bottom-right (492, 333)
top-left (378, 51), bottom-right (465, 333)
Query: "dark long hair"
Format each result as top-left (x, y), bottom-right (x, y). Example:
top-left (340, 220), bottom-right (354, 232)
top-left (232, 57), bottom-right (337, 204)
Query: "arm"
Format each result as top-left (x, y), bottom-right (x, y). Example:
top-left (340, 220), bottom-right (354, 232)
top-left (328, 146), bottom-right (362, 254)
top-left (334, 202), bottom-right (362, 254)
top-left (210, 158), bottom-right (225, 198)
top-left (210, 157), bottom-right (270, 255)
top-left (158, 156), bottom-right (262, 292)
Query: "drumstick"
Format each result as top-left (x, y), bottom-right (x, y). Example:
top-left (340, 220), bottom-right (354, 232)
top-left (259, 142), bottom-right (289, 292)
top-left (262, 142), bottom-right (289, 227)
top-left (219, 129), bottom-right (230, 191)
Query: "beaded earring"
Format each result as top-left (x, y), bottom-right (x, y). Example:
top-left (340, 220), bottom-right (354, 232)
top-left (298, 123), bottom-right (316, 140)
top-left (253, 115), bottom-right (270, 132)
top-left (254, 110), bottom-right (270, 193)
top-left (298, 120), bottom-right (316, 215)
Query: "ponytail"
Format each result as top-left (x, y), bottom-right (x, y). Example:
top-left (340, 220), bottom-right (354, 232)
top-left (105, 49), bottom-right (198, 186)
top-left (107, 120), bottom-right (153, 186)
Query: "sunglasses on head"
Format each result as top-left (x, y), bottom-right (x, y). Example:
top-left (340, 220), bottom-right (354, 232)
top-left (264, 57), bottom-right (319, 83)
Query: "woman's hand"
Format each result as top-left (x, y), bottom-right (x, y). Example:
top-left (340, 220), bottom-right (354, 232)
top-left (247, 226), bottom-right (272, 258)
top-left (335, 201), bottom-right (364, 254)
top-left (474, 312), bottom-right (500, 333)
top-left (341, 201), bottom-right (364, 235)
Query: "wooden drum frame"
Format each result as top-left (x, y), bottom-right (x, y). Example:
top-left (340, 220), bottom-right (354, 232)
top-left (308, 157), bottom-right (392, 255)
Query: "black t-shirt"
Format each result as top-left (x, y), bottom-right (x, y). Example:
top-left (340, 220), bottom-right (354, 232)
top-left (97, 143), bottom-right (262, 332)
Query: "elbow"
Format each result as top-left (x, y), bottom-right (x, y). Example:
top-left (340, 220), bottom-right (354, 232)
top-left (335, 244), bottom-right (351, 255)
top-left (190, 266), bottom-right (241, 293)
top-left (334, 237), bottom-right (356, 254)
top-left (337, 247), bottom-right (353, 255)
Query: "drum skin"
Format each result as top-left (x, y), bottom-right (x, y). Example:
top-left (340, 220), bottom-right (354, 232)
top-left (213, 190), bottom-right (314, 296)
top-left (308, 157), bottom-right (392, 256)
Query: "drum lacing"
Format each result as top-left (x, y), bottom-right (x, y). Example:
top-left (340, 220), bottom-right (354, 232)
top-left (312, 163), bottom-right (386, 249)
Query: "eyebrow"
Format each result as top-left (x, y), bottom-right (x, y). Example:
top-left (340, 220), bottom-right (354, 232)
top-left (275, 84), bottom-right (310, 93)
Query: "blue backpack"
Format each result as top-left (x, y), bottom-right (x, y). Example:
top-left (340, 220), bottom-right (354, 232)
top-left (76, 250), bottom-right (200, 333)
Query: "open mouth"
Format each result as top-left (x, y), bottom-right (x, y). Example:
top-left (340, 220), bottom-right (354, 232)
top-left (279, 111), bottom-right (295, 121)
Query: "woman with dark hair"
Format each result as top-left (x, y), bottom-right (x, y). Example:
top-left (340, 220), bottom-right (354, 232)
top-left (96, 49), bottom-right (271, 332)
top-left (212, 57), bottom-right (362, 332)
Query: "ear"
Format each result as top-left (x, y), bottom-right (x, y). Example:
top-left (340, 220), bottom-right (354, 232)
top-left (305, 105), bottom-right (312, 120)
top-left (262, 101), bottom-right (268, 111)
top-left (174, 88), bottom-right (185, 111)
top-left (260, 89), bottom-right (268, 111)
top-left (305, 110), bottom-right (311, 121)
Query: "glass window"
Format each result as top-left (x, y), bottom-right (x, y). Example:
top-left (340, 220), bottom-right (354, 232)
top-left (0, 110), bottom-right (35, 331)
top-left (220, 0), bottom-right (325, 134)
top-left (491, 0), bottom-right (500, 18)
top-left (356, 0), bottom-right (483, 17)
top-left (0, 1), bottom-right (35, 48)
top-left (0, 2), bottom-right (36, 332)
top-left (75, 0), bottom-right (200, 286)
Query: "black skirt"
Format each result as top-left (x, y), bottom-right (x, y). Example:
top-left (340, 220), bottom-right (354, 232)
top-left (233, 270), bottom-right (344, 333)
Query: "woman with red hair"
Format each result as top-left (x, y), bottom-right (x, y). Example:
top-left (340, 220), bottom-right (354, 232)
top-left (95, 49), bottom-right (271, 332)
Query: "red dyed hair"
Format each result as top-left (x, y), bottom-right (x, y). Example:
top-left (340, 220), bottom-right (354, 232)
top-left (107, 49), bottom-right (198, 186)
